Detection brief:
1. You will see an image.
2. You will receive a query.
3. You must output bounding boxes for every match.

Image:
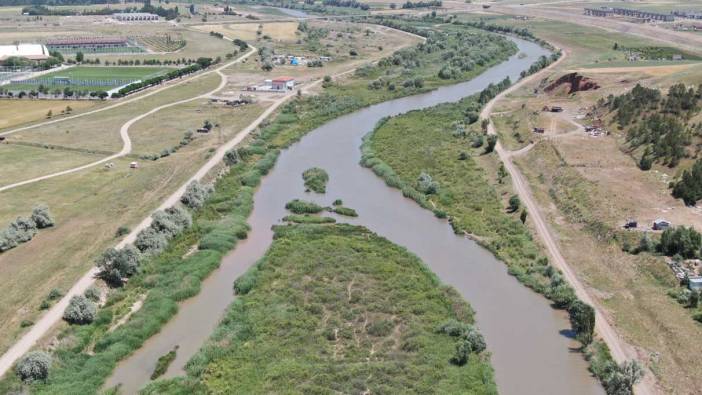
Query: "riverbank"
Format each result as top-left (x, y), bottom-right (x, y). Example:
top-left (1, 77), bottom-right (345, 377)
top-left (143, 224), bottom-right (497, 394)
top-left (0, 19), bottom-right (519, 394)
top-left (360, 65), bottom-right (641, 394)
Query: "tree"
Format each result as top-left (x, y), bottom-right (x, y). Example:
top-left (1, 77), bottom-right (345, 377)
top-left (95, 245), bottom-right (141, 287)
top-left (659, 226), bottom-right (702, 259)
top-left (520, 209), bottom-right (528, 224)
top-left (46, 110), bottom-right (52, 119)
top-left (63, 295), bottom-right (96, 324)
top-left (508, 195), bottom-right (520, 213)
top-left (180, 180), bottom-right (213, 209)
top-left (568, 300), bottom-right (595, 345)
top-left (15, 351), bottom-right (51, 383)
top-left (75, 51), bottom-right (84, 63)
top-left (31, 204), bottom-right (54, 228)
top-left (485, 135), bottom-right (497, 153)
top-left (497, 163), bottom-right (507, 183)
top-left (224, 148), bottom-right (239, 166)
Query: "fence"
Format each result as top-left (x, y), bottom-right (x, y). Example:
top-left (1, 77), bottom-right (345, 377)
top-left (9, 78), bottom-right (139, 87)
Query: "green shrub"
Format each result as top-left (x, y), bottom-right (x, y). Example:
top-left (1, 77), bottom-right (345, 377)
top-left (302, 167), bottom-right (329, 193)
top-left (331, 206), bottom-right (358, 217)
top-left (31, 204), bottom-right (54, 229)
top-left (181, 181), bottom-right (213, 209)
top-left (15, 351), bottom-right (51, 383)
top-left (285, 199), bottom-right (324, 214)
top-left (63, 295), bottom-right (97, 325)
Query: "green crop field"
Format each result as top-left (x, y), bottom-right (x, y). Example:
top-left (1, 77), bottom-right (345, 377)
top-left (6, 66), bottom-right (173, 91)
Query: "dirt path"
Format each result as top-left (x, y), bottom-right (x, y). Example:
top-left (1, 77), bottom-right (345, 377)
top-left (481, 47), bottom-right (659, 395)
top-left (0, 46), bottom-right (258, 193)
top-left (0, 25), bottom-right (423, 381)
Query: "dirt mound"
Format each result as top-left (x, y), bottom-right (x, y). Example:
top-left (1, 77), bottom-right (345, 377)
top-left (545, 73), bottom-right (600, 94)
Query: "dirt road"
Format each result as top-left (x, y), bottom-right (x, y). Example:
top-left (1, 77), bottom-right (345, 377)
top-left (0, 46), bottom-right (259, 193)
top-left (481, 48), bottom-right (659, 395)
top-left (0, 26), bottom-right (423, 381)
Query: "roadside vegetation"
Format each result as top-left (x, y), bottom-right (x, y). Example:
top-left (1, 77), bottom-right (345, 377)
top-left (143, 224), bottom-right (496, 394)
top-left (0, 18), bottom-right (523, 393)
top-left (361, 83), bottom-right (641, 393)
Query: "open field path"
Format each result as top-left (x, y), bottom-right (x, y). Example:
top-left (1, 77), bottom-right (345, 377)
top-left (481, 47), bottom-right (660, 395)
top-left (0, 46), bottom-right (258, 193)
top-left (0, 25), bottom-right (423, 381)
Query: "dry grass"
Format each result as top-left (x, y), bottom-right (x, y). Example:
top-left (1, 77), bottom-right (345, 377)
top-left (0, 144), bottom-right (104, 187)
top-left (193, 21), bottom-right (300, 42)
top-left (0, 100), bottom-right (98, 131)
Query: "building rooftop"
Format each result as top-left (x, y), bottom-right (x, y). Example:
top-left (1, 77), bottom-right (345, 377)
top-left (46, 37), bottom-right (128, 46)
top-left (0, 44), bottom-right (50, 61)
top-left (273, 76), bottom-right (295, 82)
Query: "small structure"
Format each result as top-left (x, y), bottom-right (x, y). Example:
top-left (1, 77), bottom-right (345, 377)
top-left (672, 54), bottom-right (683, 60)
top-left (129, 161), bottom-right (139, 169)
top-left (550, 106), bottom-right (563, 113)
top-left (271, 76), bottom-right (295, 91)
top-left (196, 127), bottom-right (210, 133)
top-left (623, 219), bottom-right (638, 229)
top-left (532, 127), bottom-right (545, 134)
top-left (689, 277), bottom-right (702, 291)
top-left (653, 218), bottom-right (671, 230)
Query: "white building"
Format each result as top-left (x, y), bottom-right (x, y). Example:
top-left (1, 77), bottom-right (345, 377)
top-left (271, 76), bottom-right (295, 91)
top-left (0, 44), bottom-right (50, 62)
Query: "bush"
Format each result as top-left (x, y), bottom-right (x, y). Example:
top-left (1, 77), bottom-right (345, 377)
top-left (485, 135), bottom-right (498, 153)
top-left (96, 245), bottom-right (141, 287)
top-left (115, 226), bottom-right (130, 237)
top-left (224, 148), bottom-right (239, 166)
top-left (285, 199), bottom-right (324, 214)
top-left (0, 216), bottom-right (38, 252)
top-left (417, 172), bottom-right (438, 194)
top-left (15, 351), bottom-right (51, 383)
top-left (84, 286), bottom-right (101, 302)
top-left (332, 206), bottom-right (358, 217)
top-left (181, 180), bottom-right (213, 209)
top-left (508, 195), bottom-right (520, 213)
top-left (63, 295), bottom-right (97, 325)
top-left (151, 206), bottom-right (192, 238)
top-left (134, 227), bottom-right (169, 256)
top-left (302, 167), bottom-right (329, 193)
top-left (31, 204), bottom-right (54, 229)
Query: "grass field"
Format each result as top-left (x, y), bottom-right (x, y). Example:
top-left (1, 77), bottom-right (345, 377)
top-left (0, 100), bottom-right (98, 130)
top-left (0, 144), bottom-right (104, 187)
top-left (7, 66), bottom-right (173, 92)
top-left (143, 224), bottom-right (496, 394)
top-left (193, 21), bottom-right (300, 42)
top-left (466, 15), bottom-right (702, 393)
top-left (5, 73), bottom-right (221, 153)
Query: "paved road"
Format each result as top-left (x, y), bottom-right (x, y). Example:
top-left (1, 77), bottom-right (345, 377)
top-left (481, 47), bottom-right (659, 395)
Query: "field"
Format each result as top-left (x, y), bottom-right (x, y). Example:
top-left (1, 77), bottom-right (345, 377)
top-left (471, 14), bottom-right (702, 393)
top-left (0, 17), bottom-right (426, 365)
top-left (6, 66), bottom-right (173, 91)
top-left (192, 21), bottom-right (300, 42)
top-left (0, 100), bottom-right (98, 130)
top-left (143, 224), bottom-right (496, 394)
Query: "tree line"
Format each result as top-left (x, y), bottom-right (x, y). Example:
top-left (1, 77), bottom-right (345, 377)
top-left (111, 56), bottom-right (215, 98)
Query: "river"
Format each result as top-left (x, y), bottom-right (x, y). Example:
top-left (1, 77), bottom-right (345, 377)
top-left (106, 37), bottom-right (604, 395)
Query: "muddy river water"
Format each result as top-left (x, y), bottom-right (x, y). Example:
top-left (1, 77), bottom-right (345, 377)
top-left (107, 37), bottom-right (604, 394)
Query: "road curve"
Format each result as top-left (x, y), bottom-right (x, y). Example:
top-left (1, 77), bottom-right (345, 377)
top-left (481, 47), bottom-right (659, 395)
top-left (0, 25), bottom-right (424, 380)
top-left (0, 46), bottom-right (258, 193)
